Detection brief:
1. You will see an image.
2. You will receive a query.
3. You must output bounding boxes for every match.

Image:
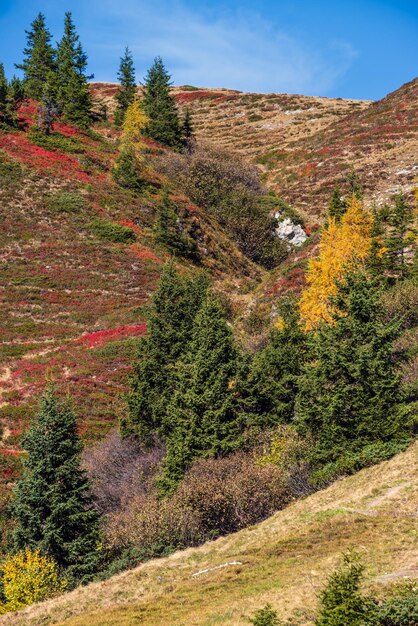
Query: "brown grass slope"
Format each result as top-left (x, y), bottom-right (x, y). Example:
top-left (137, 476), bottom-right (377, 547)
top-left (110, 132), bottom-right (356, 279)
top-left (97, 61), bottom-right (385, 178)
top-left (3, 441), bottom-right (417, 626)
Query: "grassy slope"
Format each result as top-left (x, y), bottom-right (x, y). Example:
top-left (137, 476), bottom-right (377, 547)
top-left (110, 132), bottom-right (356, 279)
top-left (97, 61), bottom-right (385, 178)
top-left (3, 441), bottom-right (417, 626)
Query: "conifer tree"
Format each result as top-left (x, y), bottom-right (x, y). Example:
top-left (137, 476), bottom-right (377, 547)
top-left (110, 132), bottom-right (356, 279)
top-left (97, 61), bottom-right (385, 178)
top-left (114, 47), bottom-right (136, 127)
top-left (159, 296), bottom-right (243, 493)
top-left (243, 304), bottom-right (307, 428)
top-left (327, 186), bottom-right (346, 222)
top-left (16, 12), bottom-right (55, 100)
top-left (181, 107), bottom-right (196, 153)
top-left (11, 391), bottom-right (101, 585)
top-left (385, 193), bottom-right (414, 280)
top-left (296, 271), bottom-right (410, 468)
top-left (38, 73), bottom-right (59, 135)
top-left (123, 264), bottom-right (208, 442)
top-left (153, 191), bottom-right (198, 259)
top-left (141, 56), bottom-right (182, 148)
top-left (0, 64), bottom-right (8, 121)
top-left (55, 12), bottom-right (92, 128)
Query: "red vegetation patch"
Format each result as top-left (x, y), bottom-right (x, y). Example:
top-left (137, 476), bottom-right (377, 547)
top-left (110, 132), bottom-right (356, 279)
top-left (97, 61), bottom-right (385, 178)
top-left (75, 325), bottom-right (147, 348)
top-left (130, 244), bottom-right (162, 263)
top-left (0, 131), bottom-right (106, 183)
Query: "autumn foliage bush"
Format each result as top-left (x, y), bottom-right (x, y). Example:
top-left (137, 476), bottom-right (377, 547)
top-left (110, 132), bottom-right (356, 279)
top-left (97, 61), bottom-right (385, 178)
top-left (102, 451), bottom-right (291, 567)
top-left (0, 548), bottom-right (66, 614)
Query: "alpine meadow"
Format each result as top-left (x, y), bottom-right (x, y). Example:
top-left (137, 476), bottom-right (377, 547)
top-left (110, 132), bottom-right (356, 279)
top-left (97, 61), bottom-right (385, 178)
top-left (0, 4), bottom-right (416, 625)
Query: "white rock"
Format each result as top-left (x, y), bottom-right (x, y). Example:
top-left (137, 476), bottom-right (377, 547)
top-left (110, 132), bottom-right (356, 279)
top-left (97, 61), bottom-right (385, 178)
top-left (274, 213), bottom-right (307, 247)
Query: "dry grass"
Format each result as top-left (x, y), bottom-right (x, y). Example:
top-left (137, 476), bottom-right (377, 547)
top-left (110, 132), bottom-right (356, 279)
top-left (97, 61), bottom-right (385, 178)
top-left (3, 441), bottom-right (417, 626)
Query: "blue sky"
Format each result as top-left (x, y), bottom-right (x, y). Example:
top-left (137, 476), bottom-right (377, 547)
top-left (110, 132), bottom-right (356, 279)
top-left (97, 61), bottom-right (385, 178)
top-left (0, 0), bottom-right (417, 100)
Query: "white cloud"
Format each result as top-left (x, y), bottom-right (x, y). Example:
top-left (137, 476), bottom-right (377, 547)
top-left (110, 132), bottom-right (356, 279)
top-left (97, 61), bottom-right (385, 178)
top-left (87, 0), bottom-right (357, 95)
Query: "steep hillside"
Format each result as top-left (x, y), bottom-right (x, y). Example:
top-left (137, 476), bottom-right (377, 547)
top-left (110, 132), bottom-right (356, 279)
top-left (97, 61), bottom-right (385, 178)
top-left (92, 79), bottom-right (418, 224)
top-left (0, 102), bottom-right (259, 485)
top-left (3, 441), bottom-right (417, 626)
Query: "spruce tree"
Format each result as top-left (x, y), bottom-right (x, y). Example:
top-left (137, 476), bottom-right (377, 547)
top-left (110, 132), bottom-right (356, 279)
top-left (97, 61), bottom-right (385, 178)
top-left (159, 296), bottom-right (243, 494)
top-left (385, 193), bottom-right (414, 280)
top-left (0, 64), bottom-right (8, 122)
top-left (123, 263), bottom-right (208, 442)
top-left (16, 12), bottom-right (55, 100)
top-left (38, 73), bottom-right (59, 135)
top-left (328, 186), bottom-right (346, 222)
top-left (56, 12), bottom-right (92, 128)
top-left (11, 391), bottom-right (101, 585)
top-left (114, 47), bottom-right (136, 127)
top-left (181, 107), bottom-right (196, 154)
top-left (141, 56), bottom-right (182, 148)
top-left (243, 304), bottom-right (307, 428)
top-left (296, 271), bottom-right (411, 468)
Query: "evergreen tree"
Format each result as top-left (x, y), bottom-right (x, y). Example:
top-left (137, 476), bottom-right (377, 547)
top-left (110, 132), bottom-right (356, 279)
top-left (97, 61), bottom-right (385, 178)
top-left (123, 264), bottom-right (208, 442)
top-left (0, 64), bottom-right (8, 121)
top-left (112, 146), bottom-right (143, 190)
top-left (141, 56), bottom-right (182, 148)
top-left (315, 553), bottom-right (371, 626)
top-left (11, 391), bottom-right (101, 585)
top-left (159, 296), bottom-right (243, 494)
top-left (296, 271), bottom-right (411, 468)
top-left (368, 206), bottom-right (386, 280)
top-left (346, 168), bottom-right (363, 199)
top-left (56, 12), bottom-right (92, 128)
top-left (114, 47), bottom-right (136, 127)
top-left (385, 193), bottom-right (414, 280)
top-left (243, 304), bottom-right (307, 428)
top-left (153, 191), bottom-right (198, 259)
top-left (181, 107), bottom-right (196, 154)
top-left (16, 12), bottom-right (55, 100)
top-left (37, 73), bottom-right (59, 135)
top-left (327, 186), bottom-right (346, 222)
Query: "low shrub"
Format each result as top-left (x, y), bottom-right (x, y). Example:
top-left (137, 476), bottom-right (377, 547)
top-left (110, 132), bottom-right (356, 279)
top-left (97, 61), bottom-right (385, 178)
top-left (381, 280), bottom-right (418, 330)
top-left (90, 218), bottom-right (136, 243)
top-left (28, 129), bottom-right (84, 154)
top-left (47, 191), bottom-right (87, 214)
top-left (0, 548), bottom-right (66, 614)
top-left (103, 452), bottom-right (290, 561)
top-left (310, 440), bottom-right (412, 488)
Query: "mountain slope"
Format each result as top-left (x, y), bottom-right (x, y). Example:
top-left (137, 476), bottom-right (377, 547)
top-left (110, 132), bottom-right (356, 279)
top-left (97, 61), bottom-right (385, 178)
top-left (3, 441), bottom-right (417, 626)
top-left (0, 103), bottom-right (258, 484)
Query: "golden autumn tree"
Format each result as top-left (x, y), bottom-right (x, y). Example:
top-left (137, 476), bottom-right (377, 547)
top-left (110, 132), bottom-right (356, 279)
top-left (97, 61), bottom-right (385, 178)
top-left (112, 98), bottom-right (149, 189)
top-left (120, 97), bottom-right (148, 151)
top-left (299, 196), bottom-right (374, 331)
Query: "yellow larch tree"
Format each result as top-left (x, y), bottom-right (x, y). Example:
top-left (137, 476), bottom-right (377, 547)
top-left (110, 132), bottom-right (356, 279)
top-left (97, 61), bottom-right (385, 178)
top-left (120, 97), bottom-right (149, 152)
top-left (299, 196), bottom-right (373, 331)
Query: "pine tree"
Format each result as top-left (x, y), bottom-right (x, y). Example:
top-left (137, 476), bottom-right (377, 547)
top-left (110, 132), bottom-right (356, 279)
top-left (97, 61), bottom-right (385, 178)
top-left (159, 296), bottom-right (243, 494)
top-left (16, 12), bottom-right (55, 100)
top-left (11, 391), bottom-right (101, 585)
top-left (327, 186), bottom-right (346, 222)
top-left (55, 12), bottom-right (92, 128)
top-left (123, 264), bottom-right (208, 442)
top-left (296, 271), bottom-right (411, 468)
top-left (243, 304), bottom-right (307, 428)
top-left (141, 56), bottom-right (182, 148)
top-left (385, 193), bottom-right (414, 280)
top-left (181, 107), bottom-right (196, 154)
top-left (114, 47), bottom-right (136, 127)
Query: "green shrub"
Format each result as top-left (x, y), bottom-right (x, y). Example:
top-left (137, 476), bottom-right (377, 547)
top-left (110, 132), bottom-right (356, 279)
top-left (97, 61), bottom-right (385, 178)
top-left (373, 582), bottom-right (418, 625)
top-left (250, 604), bottom-right (281, 626)
top-left (47, 191), bottom-right (87, 214)
top-left (90, 219), bottom-right (136, 243)
top-left (310, 440), bottom-right (412, 488)
top-left (28, 129), bottom-right (84, 154)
